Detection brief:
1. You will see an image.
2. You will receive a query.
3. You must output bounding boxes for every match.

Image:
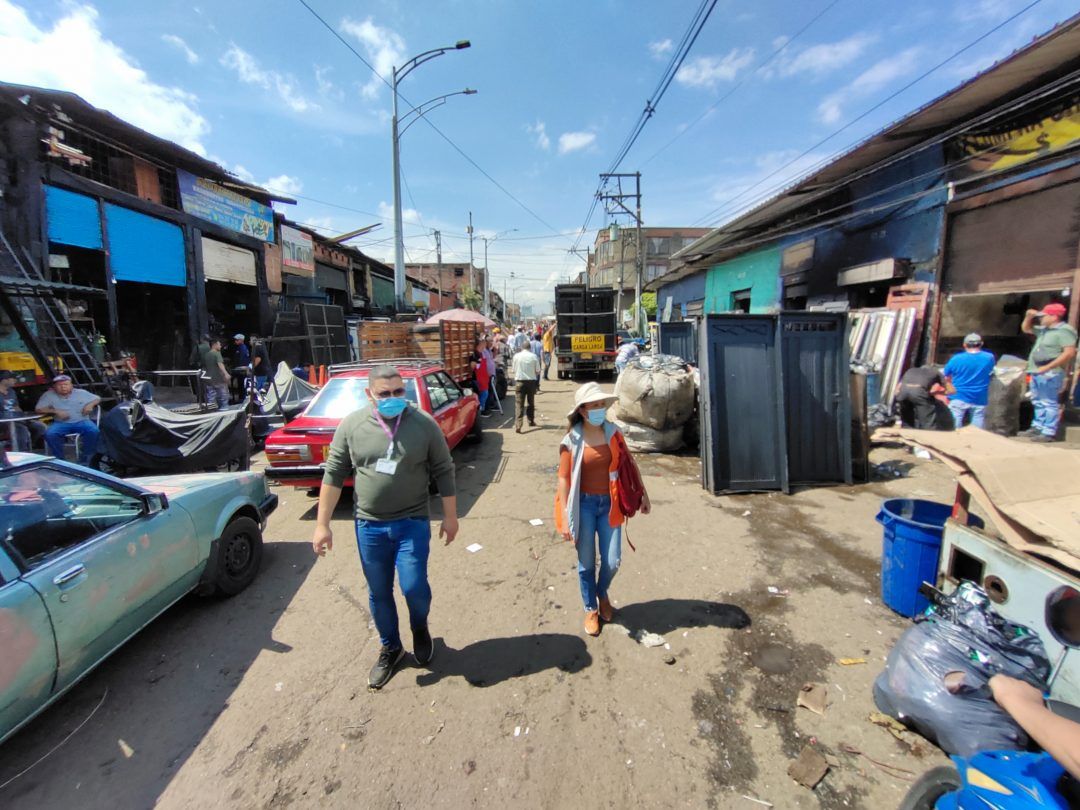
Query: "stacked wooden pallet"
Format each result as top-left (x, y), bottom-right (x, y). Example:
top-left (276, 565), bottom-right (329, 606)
top-left (440, 321), bottom-right (481, 382)
top-left (353, 320), bottom-right (482, 384)
top-left (355, 322), bottom-right (414, 360)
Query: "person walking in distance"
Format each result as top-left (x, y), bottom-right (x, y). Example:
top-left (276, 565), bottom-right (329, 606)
top-left (1021, 302), bottom-right (1077, 442)
top-left (542, 324), bottom-right (556, 381)
top-left (555, 383), bottom-right (650, 636)
top-left (469, 337), bottom-right (491, 417)
top-left (202, 338), bottom-right (231, 409)
top-left (943, 333), bottom-right (995, 429)
top-left (530, 331), bottom-right (543, 392)
top-left (311, 365), bottom-right (459, 689)
top-left (512, 339), bottom-right (541, 433)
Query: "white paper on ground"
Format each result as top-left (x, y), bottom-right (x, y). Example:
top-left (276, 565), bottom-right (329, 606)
top-left (529, 518), bottom-right (544, 526)
top-left (465, 543), bottom-right (483, 553)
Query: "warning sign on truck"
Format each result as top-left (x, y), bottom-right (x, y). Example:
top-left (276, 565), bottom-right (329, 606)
top-left (571, 334), bottom-right (605, 353)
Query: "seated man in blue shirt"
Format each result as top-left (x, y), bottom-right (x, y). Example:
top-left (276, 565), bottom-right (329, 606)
top-left (943, 333), bottom-right (996, 429)
top-left (34, 375), bottom-right (101, 466)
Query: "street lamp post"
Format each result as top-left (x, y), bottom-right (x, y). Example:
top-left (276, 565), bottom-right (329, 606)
top-left (391, 40), bottom-right (472, 312)
top-left (481, 228), bottom-right (517, 318)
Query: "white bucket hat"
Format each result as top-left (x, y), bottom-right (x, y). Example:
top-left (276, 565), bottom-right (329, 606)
top-left (567, 381), bottom-right (617, 420)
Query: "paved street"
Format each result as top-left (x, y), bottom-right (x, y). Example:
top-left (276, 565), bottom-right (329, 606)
top-left (0, 376), bottom-right (957, 809)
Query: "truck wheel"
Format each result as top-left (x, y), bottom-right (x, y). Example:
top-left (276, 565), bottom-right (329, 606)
top-left (206, 517), bottom-right (263, 597)
top-left (898, 766), bottom-right (961, 810)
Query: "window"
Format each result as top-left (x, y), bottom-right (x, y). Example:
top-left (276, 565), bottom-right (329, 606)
top-left (437, 372), bottom-right (462, 402)
top-left (730, 289), bottom-right (752, 313)
top-left (454, 268), bottom-right (464, 277)
top-left (305, 377), bottom-right (418, 418)
top-left (425, 373), bottom-right (449, 411)
top-left (646, 263), bottom-right (666, 281)
top-left (648, 237), bottom-right (670, 256)
top-left (0, 466), bottom-right (143, 566)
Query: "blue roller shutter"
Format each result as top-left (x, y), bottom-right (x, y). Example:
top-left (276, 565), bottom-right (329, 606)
top-left (104, 204), bottom-right (186, 286)
top-left (45, 186), bottom-right (102, 249)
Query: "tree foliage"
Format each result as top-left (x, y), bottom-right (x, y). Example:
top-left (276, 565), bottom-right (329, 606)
top-left (460, 285), bottom-right (483, 311)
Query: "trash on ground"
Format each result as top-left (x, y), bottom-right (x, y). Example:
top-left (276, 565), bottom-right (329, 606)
top-left (274, 682), bottom-right (283, 691)
top-left (529, 518), bottom-right (544, 526)
top-left (118, 739), bottom-right (135, 758)
top-left (767, 586), bottom-right (789, 597)
top-left (797, 683), bottom-right (827, 716)
top-left (513, 726), bottom-right (521, 737)
top-left (422, 721), bottom-right (445, 745)
top-left (873, 582), bottom-right (1049, 757)
top-left (912, 447), bottom-right (932, 459)
top-left (465, 543), bottom-right (483, 553)
top-left (787, 744), bottom-right (829, 789)
top-left (838, 657), bottom-right (867, 666)
top-left (742, 510), bottom-right (752, 517)
top-left (740, 796), bottom-right (773, 807)
top-left (663, 655), bottom-right (676, 665)
top-left (632, 629), bottom-right (667, 647)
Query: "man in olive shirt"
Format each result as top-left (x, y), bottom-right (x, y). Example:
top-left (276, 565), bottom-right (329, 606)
top-left (1022, 302), bottom-right (1078, 441)
top-left (312, 365), bottom-right (459, 689)
top-left (202, 338), bottom-right (230, 409)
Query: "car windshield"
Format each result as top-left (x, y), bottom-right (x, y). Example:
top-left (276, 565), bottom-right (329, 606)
top-left (304, 377), bottom-right (418, 419)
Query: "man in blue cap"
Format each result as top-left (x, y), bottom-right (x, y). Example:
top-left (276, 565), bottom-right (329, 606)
top-left (943, 333), bottom-right (996, 429)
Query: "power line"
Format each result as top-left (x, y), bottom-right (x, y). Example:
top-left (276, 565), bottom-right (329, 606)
top-left (643, 0), bottom-right (844, 167)
top-left (691, 0), bottom-right (1045, 227)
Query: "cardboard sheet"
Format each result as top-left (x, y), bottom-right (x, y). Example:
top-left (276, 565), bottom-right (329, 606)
top-left (873, 426), bottom-right (1080, 567)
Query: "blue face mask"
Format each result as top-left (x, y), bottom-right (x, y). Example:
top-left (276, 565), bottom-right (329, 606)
top-left (586, 409), bottom-right (607, 426)
top-left (375, 397), bottom-right (407, 418)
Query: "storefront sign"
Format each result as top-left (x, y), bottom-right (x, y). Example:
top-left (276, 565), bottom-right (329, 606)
top-left (958, 97), bottom-right (1080, 174)
top-left (280, 225), bottom-right (315, 275)
top-left (177, 170), bottom-right (274, 242)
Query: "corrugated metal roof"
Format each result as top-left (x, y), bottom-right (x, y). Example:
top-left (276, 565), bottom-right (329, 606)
top-left (660, 13), bottom-right (1080, 287)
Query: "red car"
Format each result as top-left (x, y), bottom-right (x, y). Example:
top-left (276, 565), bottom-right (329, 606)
top-left (263, 362), bottom-right (481, 489)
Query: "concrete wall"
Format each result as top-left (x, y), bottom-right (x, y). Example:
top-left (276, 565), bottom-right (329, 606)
top-left (705, 247), bottom-right (782, 313)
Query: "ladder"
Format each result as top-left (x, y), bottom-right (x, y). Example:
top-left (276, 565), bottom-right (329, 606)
top-left (0, 229), bottom-right (114, 403)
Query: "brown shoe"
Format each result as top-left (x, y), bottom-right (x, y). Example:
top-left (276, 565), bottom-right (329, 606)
top-left (515, 426), bottom-right (522, 433)
top-left (598, 596), bottom-right (615, 622)
top-left (584, 610), bottom-right (601, 636)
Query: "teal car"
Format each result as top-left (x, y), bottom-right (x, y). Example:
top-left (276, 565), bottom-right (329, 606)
top-left (0, 452), bottom-right (277, 745)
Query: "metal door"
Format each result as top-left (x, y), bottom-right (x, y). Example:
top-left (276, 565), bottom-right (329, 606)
top-left (779, 313), bottom-right (852, 486)
top-left (698, 315), bottom-right (787, 493)
top-left (657, 321), bottom-right (697, 364)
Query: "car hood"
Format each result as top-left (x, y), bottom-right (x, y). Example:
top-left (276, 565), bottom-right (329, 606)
top-left (130, 471), bottom-right (262, 499)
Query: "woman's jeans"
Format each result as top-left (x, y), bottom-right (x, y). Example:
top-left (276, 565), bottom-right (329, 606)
top-left (356, 517), bottom-right (432, 650)
top-left (575, 493), bottom-right (622, 611)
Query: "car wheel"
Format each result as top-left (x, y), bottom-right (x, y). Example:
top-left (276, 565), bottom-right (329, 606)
top-left (898, 766), bottom-right (961, 810)
top-left (209, 516), bottom-right (263, 597)
top-left (466, 411), bottom-right (483, 443)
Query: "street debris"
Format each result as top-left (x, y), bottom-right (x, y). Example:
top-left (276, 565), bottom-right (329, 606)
top-left (873, 460), bottom-right (908, 479)
top-left (529, 518), bottom-right (544, 526)
top-left (465, 543), bottom-right (483, 553)
top-left (839, 743), bottom-right (915, 782)
top-left (838, 657), bottom-right (867, 666)
top-left (787, 744), bottom-right (829, 789)
top-left (742, 510), bottom-right (752, 517)
top-left (913, 447), bottom-right (932, 460)
top-left (796, 683), bottom-right (827, 716)
top-left (274, 682), bottom-right (283, 692)
top-left (766, 585), bottom-right (789, 597)
top-left (663, 655), bottom-right (676, 665)
top-left (422, 721), bottom-right (445, 745)
top-left (740, 796), bottom-right (773, 807)
top-left (118, 739), bottom-right (135, 758)
top-left (631, 629), bottom-right (667, 647)
top-left (463, 760), bottom-right (476, 776)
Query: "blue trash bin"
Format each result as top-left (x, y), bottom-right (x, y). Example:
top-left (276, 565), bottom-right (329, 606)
top-left (876, 499), bottom-right (983, 618)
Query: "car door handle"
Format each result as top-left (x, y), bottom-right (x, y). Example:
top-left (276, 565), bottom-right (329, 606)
top-left (53, 564), bottom-right (86, 587)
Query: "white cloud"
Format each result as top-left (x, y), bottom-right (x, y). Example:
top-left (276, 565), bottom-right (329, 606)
top-left (221, 44), bottom-right (317, 113)
top-left (377, 200), bottom-right (422, 227)
top-left (817, 47), bottom-right (921, 124)
top-left (557, 131), bottom-right (596, 155)
top-left (776, 33), bottom-right (877, 78)
top-left (263, 174), bottom-right (303, 197)
top-left (161, 33), bottom-right (199, 65)
top-left (526, 120), bottom-right (550, 151)
top-left (648, 38), bottom-right (673, 59)
top-left (954, 0), bottom-right (1012, 22)
top-left (340, 17), bottom-right (405, 101)
top-left (313, 64), bottom-right (343, 100)
top-left (0, 1), bottom-right (209, 154)
top-left (675, 48), bottom-right (755, 89)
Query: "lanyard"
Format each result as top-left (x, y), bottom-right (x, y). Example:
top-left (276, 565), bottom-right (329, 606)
top-left (372, 411), bottom-right (403, 459)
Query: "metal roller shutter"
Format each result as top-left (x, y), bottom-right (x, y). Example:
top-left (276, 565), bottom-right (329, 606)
top-left (201, 237), bottom-right (256, 286)
top-left (104, 204), bottom-right (185, 286)
top-left (45, 186), bottom-right (102, 249)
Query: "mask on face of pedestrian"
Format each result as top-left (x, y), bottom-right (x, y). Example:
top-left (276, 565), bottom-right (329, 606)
top-left (367, 374), bottom-right (408, 418)
top-left (586, 408), bottom-right (607, 426)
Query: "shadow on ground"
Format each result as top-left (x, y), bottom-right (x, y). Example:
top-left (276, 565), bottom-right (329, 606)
top-left (611, 598), bottom-right (751, 636)
top-left (415, 633), bottom-right (591, 688)
top-left (0, 541), bottom-right (317, 810)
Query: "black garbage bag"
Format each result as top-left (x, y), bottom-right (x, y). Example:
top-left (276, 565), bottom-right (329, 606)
top-left (873, 582), bottom-right (1050, 757)
top-left (99, 401), bottom-right (250, 474)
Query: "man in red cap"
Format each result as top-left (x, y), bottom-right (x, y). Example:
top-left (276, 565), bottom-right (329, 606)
top-left (1021, 302), bottom-right (1077, 442)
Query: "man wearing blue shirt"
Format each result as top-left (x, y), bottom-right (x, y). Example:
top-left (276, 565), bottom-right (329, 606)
top-left (943, 333), bottom-right (996, 429)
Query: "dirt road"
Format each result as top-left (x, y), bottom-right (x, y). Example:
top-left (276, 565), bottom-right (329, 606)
top-left (0, 376), bottom-right (955, 809)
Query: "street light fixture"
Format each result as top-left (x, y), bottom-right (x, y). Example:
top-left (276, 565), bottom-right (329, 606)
top-left (391, 40), bottom-right (473, 311)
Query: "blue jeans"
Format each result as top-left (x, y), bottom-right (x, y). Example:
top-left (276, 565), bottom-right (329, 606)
top-left (1030, 371), bottom-right (1066, 437)
top-left (948, 398), bottom-right (986, 429)
top-left (478, 388), bottom-right (489, 411)
top-left (356, 518), bottom-right (432, 649)
top-left (206, 384), bottom-right (230, 409)
top-left (542, 351), bottom-right (552, 379)
top-left (45, 419), bottom-right (99, 466)
top-left (575, 493), bottom-right (622, 611)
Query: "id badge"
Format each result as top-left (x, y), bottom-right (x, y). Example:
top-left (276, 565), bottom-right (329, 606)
top-left (375, 458), bottom-right (398, 475)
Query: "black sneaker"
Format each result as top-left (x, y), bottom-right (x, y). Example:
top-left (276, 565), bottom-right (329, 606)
top-left (413, 625), bottom-right (435, 665)
top-left (368, 646), bottom-right (405, 689)
top-left (1019, 427), bottom-right (1041, 437)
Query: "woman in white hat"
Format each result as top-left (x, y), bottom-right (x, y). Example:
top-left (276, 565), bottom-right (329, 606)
top-left (554, 382), bottom-right (651, 636)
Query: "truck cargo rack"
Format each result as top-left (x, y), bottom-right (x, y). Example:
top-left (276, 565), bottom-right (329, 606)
top-left (328, 358), bottom-right (438, 376)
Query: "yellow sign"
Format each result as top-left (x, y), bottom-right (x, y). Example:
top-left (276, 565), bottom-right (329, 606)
top-left (571, 334), bottom-right (605, 353)
top-left (960, 98), bottom-right (1080, 173)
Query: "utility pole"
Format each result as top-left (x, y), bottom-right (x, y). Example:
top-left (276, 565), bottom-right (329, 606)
top-left (598, 172), bottom-right (645, 335)
top-left (467, 211), bottom-right (475, 296)
top-left (482, 234), bottom-right (489, 318)
top-left (434, 229), bottom-right (442, 312)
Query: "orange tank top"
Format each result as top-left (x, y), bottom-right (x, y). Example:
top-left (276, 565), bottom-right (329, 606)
top-left (580, 442), bottom-right (612, 495)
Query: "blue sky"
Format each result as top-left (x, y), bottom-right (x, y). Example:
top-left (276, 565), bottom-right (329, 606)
top-left (1, 0), bottom-right (1077, 309)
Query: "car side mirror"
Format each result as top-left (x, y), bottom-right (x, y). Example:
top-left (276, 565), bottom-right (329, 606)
top-left (141, 492), bottom-right (169, 515)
